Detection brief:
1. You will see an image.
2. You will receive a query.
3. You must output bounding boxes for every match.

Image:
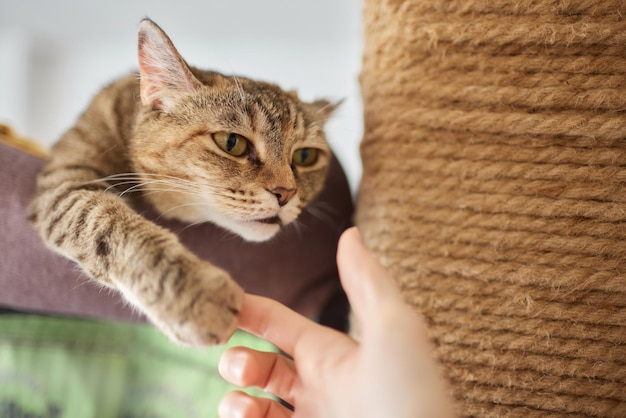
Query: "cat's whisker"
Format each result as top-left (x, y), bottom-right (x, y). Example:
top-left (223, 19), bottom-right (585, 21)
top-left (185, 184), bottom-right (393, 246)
top-left (141, 181), bottom-right (248, 199)
top-left (310, 200), bottom-right (340, 217)
top-left (129, 173), bottom-right (208, 187)
top-left (156, 190), bottom-right (245, 202)
top-left (288, 217), bottom-right (308, 240)
top-left (93, 176), bottom-right (227, 199)
top-left (154, 201), bottom-right (217, 223)
top-left (144, 175), bottom-right (232, 192)
top-left (139, 188), bottom-right (203, 198)
top-left (176, 211), bottom-right (243, 235)
top-left (303, 201), bottom-right (340, 229)
top-left (232, 75), bottom-right (246, 103)
top-left (179, 218), bottom-right (215, 232)
top-left (101, 179), bottom-right (155, 194)
top-left (88, 172), bottom-right (232, 192)
top-left (83, 172), bottom-right (147, 183)
top-left (118, 182), bottom-right (156, 198)
top-left (125, 179), bottom-right (205, 193)
top-left (101, 178), bottom-right (248, 204)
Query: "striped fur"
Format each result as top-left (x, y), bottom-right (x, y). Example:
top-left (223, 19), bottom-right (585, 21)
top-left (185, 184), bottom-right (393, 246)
top-left (29, 19), bottom-right (336, 346)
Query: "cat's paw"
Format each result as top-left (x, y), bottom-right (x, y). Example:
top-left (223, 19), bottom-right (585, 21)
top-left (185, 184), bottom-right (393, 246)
top-left (146, 263), bottom-right (244, 347)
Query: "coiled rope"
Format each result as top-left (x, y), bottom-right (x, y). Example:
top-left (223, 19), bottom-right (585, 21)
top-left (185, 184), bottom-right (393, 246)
top-left (357, 0), bottom-right (626, 416)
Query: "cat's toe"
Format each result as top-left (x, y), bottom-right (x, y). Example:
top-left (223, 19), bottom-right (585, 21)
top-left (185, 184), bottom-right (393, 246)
top-left (157, 307), bottom-right (239, 347)
top-left (144, 261), bottom-right (245, 347)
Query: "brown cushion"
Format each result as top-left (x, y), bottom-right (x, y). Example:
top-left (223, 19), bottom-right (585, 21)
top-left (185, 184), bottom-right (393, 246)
top-left (0, 133), bottom-right (353, 326)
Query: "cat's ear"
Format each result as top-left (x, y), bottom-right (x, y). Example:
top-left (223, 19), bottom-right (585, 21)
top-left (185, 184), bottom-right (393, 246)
top-left (137, 18), bottom-right (203, 111)
top-left (309, 98), bottom-right (343, 122)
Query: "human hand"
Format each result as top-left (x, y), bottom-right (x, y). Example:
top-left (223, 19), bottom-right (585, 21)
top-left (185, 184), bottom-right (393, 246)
top-left (218, 227), bottom-right (455, 418)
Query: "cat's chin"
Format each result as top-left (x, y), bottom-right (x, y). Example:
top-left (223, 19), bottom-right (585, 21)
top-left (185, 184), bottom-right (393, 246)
top-left (212, 210), bottom-right (297, 243)
top-left (157, 207), bottom-right (284, 242)
top-left (229, 221), bottom-right (282, 243)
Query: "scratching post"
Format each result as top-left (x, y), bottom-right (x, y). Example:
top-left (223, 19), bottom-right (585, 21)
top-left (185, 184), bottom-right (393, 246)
top-left (357, 1), bottom-right (626, 416)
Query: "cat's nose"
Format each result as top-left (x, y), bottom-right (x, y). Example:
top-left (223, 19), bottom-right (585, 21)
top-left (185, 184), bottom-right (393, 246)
top-left (269, 187), bottom-right (296, 206)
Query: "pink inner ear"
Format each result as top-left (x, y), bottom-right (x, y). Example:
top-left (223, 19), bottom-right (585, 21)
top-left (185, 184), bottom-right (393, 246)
top-left (137, 23), bottom-right (202, 110)
top-left (138, 47), bottom-right (165, 109)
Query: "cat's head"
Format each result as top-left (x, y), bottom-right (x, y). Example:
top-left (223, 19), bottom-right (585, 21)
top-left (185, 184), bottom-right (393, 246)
top-left (131, 19), bottom-right (337, 242)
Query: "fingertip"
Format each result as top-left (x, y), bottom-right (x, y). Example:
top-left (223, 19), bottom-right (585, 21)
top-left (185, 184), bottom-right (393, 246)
top-left (219, 390), bottom-right (254, 418)
top-left (219, 391), bottom-right (292, 418)
top-left (219, 347), bottom-right (248, 385)
top-left (337, 227), bottom-right (409, 323)
top-left (337, 227), bottom-right (362, 256)
top-left (336, 227), bottom-right (367, 289)
top-left (341, 226), bottom-right (361, 241)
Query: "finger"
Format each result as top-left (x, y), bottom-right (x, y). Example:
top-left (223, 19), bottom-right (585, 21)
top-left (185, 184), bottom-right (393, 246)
top-left (337, 227), bottom-right (406, 319)
top-left (337, 227), bottom-right (429, 345)
top-left (237, 293), bottom-right (354, 357)
top-left (219, 347), bottom-right (298, 405)
top-left (219, 391), bottom-right (292, 418)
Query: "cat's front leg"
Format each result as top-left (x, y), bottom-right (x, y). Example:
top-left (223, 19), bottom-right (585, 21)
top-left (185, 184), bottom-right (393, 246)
top-left (85, 205), bottom-right (245, 346)
top-left (115, 253), bottom-right (244, 347)
top-left (31, 185), bottom-right (243, 346)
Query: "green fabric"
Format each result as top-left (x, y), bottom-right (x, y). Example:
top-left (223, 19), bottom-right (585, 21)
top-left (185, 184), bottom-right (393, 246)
top-left (0, 315), bottom-right (276, 418)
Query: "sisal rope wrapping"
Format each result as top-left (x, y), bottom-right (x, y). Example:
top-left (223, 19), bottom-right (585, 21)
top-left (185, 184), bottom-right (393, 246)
top-left (357, 0), bottom-right (626, 416)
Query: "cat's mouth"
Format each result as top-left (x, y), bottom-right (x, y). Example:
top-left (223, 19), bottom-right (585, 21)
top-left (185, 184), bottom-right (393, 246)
top-left (255, 216), bottom-right (282, 225)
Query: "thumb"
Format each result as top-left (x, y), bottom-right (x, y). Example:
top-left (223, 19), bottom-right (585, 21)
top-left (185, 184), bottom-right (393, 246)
top-left (336, 227), bottom-right (407, 326)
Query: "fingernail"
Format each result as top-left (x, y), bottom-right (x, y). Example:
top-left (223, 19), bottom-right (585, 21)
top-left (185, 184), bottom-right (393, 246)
top-left (219, 351), bottom-right (246, 384)
top-left (218, 393), bottom-right (248, 418)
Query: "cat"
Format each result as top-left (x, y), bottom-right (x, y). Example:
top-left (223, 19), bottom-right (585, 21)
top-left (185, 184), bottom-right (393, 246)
top-left (29, 18), bottom-right (337, 347)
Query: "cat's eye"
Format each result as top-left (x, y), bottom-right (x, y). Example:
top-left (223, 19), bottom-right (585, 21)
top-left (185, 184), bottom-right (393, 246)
top-left (292, 148), bottom-right (319, 167)
top-left (213, 132), bottom-right (249, 157)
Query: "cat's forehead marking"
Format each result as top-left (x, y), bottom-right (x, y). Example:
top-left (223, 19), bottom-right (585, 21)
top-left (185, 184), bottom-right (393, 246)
top-left (238, 83), bottom-right (304, 161)
top-left (200, 75), bottom-right (319, 162)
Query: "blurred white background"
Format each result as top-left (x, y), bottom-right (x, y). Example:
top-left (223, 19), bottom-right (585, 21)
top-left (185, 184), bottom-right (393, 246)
top-left (0, 0), bottom-right (363, 192)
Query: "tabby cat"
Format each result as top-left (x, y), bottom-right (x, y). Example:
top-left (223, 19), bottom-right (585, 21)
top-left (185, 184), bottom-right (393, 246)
top-left (30, 19), bottom-right (336, 346)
